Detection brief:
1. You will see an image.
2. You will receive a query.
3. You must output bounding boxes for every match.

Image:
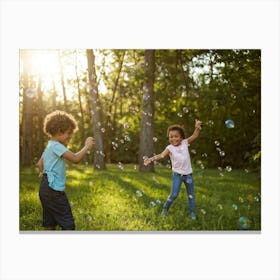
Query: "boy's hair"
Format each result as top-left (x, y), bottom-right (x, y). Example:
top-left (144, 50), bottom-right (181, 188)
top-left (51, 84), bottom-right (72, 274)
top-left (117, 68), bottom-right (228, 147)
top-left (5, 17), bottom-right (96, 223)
top-left (43, 110), bottom-right (78, 137)
top-left (167, 124), bottom-right (186, 139)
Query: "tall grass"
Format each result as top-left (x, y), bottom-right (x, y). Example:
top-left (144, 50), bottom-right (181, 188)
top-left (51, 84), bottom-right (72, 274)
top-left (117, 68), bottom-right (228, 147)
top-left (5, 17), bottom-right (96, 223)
top-left (20, 164), bottom-right (261, 231)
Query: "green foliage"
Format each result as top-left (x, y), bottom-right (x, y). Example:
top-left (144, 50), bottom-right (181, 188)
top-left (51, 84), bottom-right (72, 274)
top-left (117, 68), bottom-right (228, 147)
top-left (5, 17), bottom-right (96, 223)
top-left (20, 49), bottom-right (261, 174)
top-left (20, 164), bottom-right (261, 231)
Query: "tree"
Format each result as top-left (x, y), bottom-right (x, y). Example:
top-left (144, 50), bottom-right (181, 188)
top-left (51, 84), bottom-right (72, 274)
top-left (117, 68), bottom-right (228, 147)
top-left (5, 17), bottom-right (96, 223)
top-left (20, 50), bottom-right (34, 167)
top-left (139, 50), bottom-right (155, 172)
top-left (86, 49), bottom-right (106, 170)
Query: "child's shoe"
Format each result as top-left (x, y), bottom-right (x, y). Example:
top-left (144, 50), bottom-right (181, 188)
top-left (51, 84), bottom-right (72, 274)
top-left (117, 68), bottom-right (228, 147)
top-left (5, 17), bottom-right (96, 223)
top-left (190, 212), bottom-right (196, 220)
top-left (161, 209), bottom-right (168, 216)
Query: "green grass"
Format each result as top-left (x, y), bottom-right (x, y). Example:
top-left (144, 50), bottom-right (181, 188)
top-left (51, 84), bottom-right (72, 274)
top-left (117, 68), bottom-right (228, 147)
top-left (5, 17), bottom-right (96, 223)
top-left (20, 164), bottom-right (261, 231)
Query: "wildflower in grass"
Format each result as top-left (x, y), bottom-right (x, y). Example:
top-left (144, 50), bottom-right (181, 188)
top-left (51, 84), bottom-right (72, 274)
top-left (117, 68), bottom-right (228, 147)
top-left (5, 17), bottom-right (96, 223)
top-left (144, 119), bottom-right (202, 219)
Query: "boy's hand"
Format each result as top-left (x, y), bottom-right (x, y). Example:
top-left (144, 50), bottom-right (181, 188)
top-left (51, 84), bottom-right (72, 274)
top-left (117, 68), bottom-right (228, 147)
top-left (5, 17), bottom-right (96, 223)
top-left (85, 137), bottom-right (95, 149)
top-left (195, 119), bottom-right (202, 130)
top-left (143, 157), bottom-right (151, 166)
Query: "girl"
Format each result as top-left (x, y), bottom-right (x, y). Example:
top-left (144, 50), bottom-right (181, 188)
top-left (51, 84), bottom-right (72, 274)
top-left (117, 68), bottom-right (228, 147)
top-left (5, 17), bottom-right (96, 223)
top-left (144, 120), bottom-right (202, 219)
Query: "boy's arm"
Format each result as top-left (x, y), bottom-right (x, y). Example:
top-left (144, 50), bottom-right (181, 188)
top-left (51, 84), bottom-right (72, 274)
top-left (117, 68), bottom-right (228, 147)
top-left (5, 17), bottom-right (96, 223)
top-left (187, 119), bottom-right (202, 144)
top-left (37, 157), bottom-right (44, 177)
top-left (62, 137), bottom-right (94, 164)
top-left (143, 148), bottom-right (170, 166)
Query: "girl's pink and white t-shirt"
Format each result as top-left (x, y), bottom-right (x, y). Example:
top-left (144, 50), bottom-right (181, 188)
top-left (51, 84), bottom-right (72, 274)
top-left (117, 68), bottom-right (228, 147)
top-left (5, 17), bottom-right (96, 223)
top-left (166, 139), bottom-right (192, 175)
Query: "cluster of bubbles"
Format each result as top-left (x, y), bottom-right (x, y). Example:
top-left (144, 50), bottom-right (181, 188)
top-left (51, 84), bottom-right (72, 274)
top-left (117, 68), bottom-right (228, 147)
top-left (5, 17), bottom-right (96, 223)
top-left (135, 189), bottom-right (162, 207)
top-left (177, 107), bottom-right (189, 118)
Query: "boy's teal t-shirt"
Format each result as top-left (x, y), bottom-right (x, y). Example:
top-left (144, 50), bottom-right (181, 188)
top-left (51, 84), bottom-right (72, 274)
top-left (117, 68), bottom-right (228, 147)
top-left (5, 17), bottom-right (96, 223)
top-left (42, 141), bottom-right (68, 191)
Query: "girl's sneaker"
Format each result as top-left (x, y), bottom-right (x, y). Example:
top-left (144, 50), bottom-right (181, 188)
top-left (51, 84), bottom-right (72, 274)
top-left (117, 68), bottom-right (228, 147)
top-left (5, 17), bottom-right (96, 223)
top-left (190, 212), bottom-right (196, 220)
top-left (161, 209), bottom-right (168, 216)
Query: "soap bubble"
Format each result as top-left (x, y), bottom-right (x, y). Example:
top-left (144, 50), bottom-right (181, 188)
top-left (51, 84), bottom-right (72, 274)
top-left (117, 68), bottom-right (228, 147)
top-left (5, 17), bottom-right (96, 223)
top-left (217, 204), bottom-right (223, 210)
top-left (214, 140), bottom-right (220, 146)
top-left (225, 166), bottom-right (232, 172)
top-left (25, 88), bottom-right (36, 98)
top-left (123, 123), bottom-right (130, 129)
top-left (232, 204), bottom-right (238, 210)
top-left (238, 216), bottom-right (250, 229)
top-left (177, 112), bottom-right (183, 117)
top-left (183, 107), bottom-right (189, 113)
top-left (153, 137), bottom-right (158, 142)
top-left (200, 209), bottom-right (206, 215)
top-left (219, 151), bottom-right (225, 157)
top-left (225, 119), bottom-right (235, 128)
top-left (207, 120), bottom-right (214, 127)
top-left (124, 135), bottom-right (131, 142)
top-left (136, 190), bottom-right (143, 197)
top-left (150, 201), bottom-right (156, 207)
top-left (101, 128), bottom-right (106, 133)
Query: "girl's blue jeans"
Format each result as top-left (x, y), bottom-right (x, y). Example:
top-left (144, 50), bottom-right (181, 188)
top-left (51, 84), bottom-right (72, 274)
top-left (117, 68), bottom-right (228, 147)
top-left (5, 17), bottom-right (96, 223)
top-left (163, 172), bottom-right (195, 213)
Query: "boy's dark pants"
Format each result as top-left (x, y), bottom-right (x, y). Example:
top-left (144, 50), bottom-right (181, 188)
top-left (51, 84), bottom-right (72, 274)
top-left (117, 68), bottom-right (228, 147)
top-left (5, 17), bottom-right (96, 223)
top-left (39, 174), bottom-right (75, 230)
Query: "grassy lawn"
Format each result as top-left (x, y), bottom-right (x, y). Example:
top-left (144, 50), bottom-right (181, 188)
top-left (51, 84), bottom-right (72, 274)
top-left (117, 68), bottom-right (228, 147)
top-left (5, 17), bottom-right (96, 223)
top-left (20, 164), bottom-right (261, 231)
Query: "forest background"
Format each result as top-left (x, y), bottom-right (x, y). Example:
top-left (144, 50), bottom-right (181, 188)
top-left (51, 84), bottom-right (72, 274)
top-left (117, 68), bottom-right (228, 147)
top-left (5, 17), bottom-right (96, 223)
top-left (19, 49), bottom-right (261, 174)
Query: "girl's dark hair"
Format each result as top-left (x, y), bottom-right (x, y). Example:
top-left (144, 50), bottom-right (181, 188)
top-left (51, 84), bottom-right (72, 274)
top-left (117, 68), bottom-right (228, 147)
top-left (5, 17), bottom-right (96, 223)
top-left (43, 110), bottom-right (78, 137)
top-left (167, 124), bottom-right (186, 139)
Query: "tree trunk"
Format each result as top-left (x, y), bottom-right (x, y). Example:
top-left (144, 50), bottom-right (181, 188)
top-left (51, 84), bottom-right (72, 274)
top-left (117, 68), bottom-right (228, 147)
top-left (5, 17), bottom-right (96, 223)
top-left (37, 75), bottom-right (44, 155)
top-left (59, 50), bottom-right (69, 112)
top-left (75, 50), bottom-right (85, 145)
top-left (86, 49), bottom-right (106, 170)
top-left (139, 50), bottom-right (155, 172)
top-left (20, 50), bottom-right (34, 167)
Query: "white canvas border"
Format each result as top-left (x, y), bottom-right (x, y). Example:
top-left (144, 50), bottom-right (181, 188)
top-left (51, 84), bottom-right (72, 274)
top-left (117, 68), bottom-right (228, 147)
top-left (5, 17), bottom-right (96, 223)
top-left (1, 1), bottom-right (279, 279)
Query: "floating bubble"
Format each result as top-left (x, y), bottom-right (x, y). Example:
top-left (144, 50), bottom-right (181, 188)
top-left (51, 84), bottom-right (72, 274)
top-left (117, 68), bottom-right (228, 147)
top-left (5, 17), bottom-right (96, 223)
top-left (225, 166), bottom-right (232, 172)
top-left (89, 181), bottom-right (93, 187)
top-left (97, 122), bottom-right (101, 127)
top-left (25, 88), bottom-right (36, 98)
top-left (156, 199), bottom-right (161, 204)
top-left (200, 209), bottom-right (206, 215)
top-left (86, 215), bottom-right (93, 222)
top-left (244, 169), bottom-right (249, 173)
top-left (177, 112), bottom-right (183, 117)
top-left (118, 162), bottom-right (124, 170)
top-left (150, 201), bottom-right (156, 207)
top-left (217, 204), bottom-right (223, 210)
top-left (155, 101), bottom-right (161, 107)
top-left (191, 149), bottom-right (196, 154)
top-left (199, 164), bottom-right (205, 170)
top-left (216, 147), bottom-right (221, 152)
top-left (208, 120), bottom-right (214, 127)
top-left (146, 122), bottom-right (151, 126)
top-left (153, 137), bottom-right (158, 142)
top-left (217, 166), bottom-right (223, 171)
top-left (134, 165), bottom-right (137, 170)
top-left (124, 135), bottom-right (131, 142)
top-left (238, 196), bottom-right (244, 203)
top-left (120, 139), bottom-right (125, 144)
top-left (183, 107), bottom-right (189, 113)
top-left (123, 123), bottom-right (130, 129)
top-left (232, 204), bottom-right (238, 210)
top-left (254, 196), bottom-right (260, 202)
top-left (201, 153), bottom-right (207, 158)
top-left (136, 190), bottom-right (143, 197)
top-left (214, 140), bottom-right (220, 146)
top-left (188, 195), bottom-right (193, 199)
top-left (231, 94), bottom-right (236, 99)
top-left (238, 216), bottom-right (250, 230)
top-left (152, 176), bottom-right (160, 183)
top-left (87, 150), bottom-right (91, 155)
top-left (225, 119), bottom-right (235, 128)
top-left (101, 128), bottom-right (106, 133)
top-left (85, 162), bottom-right (88, 166)
top-left (219, 151), bottom-right (225, 157)
top-left (219, 172), bottom-right (224, 177)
